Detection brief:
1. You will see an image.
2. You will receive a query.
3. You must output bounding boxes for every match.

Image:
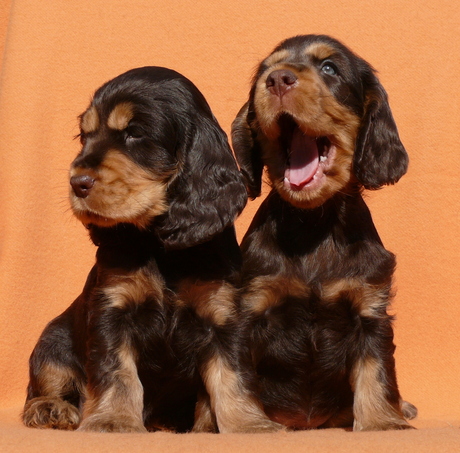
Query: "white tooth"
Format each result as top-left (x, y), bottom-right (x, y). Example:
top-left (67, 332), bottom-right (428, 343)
top-left (320, 155), bottom-right (327, 162)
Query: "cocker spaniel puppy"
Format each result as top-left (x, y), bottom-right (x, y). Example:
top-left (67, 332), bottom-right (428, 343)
top-left (22, 66), bottom-right (277, 433)
top-left (232, 35), bottom-right (417, 431)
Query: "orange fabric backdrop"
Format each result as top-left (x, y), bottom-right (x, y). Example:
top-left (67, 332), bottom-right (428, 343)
top-left (0, 0), bottom-right (459, 431)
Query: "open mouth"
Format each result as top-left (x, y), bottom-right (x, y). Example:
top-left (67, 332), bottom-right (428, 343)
top-left (278, 114), bottom-right (333, 190)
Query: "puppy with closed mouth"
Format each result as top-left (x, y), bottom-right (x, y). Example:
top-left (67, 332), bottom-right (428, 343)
top-left (232, 35), bottom-right (417, 431)
top-left (22, 66), bottom-right (279, 433)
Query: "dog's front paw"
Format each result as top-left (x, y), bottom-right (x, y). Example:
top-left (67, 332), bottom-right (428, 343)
top-left (78, 415), bottom-right (147, 433)
top-left (240, 419), bottom-right (285, 433)
top-left (23, 397), bottom-right (81, 430)
top-left (353, 418), bottom-right (414, 431)
top-left (218, 418), bottom-right (284, 433)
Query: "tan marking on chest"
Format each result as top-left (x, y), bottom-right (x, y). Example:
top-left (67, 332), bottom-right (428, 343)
top-left (321, 279), bottom-right (391, 317)
top-left (103, 267), bottom-right (165, 309)
top-left (243, 276), bottom-right (310, 314)
top-left (176, 280), bottom-right (236, 326)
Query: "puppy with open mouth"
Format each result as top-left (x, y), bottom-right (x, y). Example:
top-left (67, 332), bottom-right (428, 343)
top-left (232, 34), bottom-right (416, 431)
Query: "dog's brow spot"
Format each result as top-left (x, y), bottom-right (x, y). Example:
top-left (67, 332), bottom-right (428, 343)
top-left (107, 102), bottom-right (134, 131)
top-left (305, 42), bottom-right (336, 60)
top-left (80, 106), bottom-right (99, 134)
top-left (263, 49), bottom-right (291, 68)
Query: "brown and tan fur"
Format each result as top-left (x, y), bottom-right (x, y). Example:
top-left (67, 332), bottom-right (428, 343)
top-left (23, 66), bottom-right (279, 433)
top-left (232, 35), bottom-right (416, 431)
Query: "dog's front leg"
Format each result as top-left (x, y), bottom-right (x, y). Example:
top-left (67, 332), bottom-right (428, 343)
top-left (199, 353), bottom-right (283, 433)
top-left (78, 305), bottom-right (146, 433)
top-left (350, 314), bottom-right (412, 431)
top-left (187, 281), bottom-right (282, 434)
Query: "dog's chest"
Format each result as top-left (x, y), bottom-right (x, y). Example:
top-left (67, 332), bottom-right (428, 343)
top-left (112, 279), bottom-right (236, 367)
top-left (251, 293), bottom-right (358, 419)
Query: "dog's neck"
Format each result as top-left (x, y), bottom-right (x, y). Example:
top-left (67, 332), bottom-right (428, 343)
top-left (87, 223), bottom-right (162, 271)
top-left (88, 223), bottom-right (156, 246)
top-left (241, 189), bottom-right (388, 283)
top-left (265, 189), bottom-right (383, 250)
top-left (87, 223), bottom-right (242, 285)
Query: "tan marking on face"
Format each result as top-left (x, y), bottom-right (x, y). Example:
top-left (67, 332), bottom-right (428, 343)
top-left (201, 355), bottom-right (282, 433)
top-left (80, 106), bottom-right (99, 134)
top-left (176, 280), bottom-right (236, 326)
top-left (351, 357), bottom-right (410, 431)
top-left (243, 276), bottom-right (310, 314)
top-left (79, 343), bottom-right (146, 433)
top-left (103, 267), bottom-right (165, 309)
top-left (321, 279), bottom-right (392, 317)
top-left (262, 49), bottom-right (291, 69)
top-left (304, 42), bottom-right (337, 61)
top-left (107, 102), bottom-right (134, 130)
top-left (70, 150), bottom-right (169, 228)
top-left (252, 53), bottom-right (360, 209)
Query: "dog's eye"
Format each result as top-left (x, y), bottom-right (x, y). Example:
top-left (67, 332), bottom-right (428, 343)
top-left (124, 127), bottom-right (143, 141)
top-left (321, 62), bottom-right (338, 76)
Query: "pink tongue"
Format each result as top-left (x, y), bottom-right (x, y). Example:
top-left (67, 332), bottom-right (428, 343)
top-left (285, 129), bottom-right (319, 187)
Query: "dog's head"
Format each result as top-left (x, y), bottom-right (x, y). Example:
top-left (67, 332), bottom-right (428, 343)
top-left (232, 35), bottom-right (408, 209)
top-left (70, 66), bottom-right (247, 249)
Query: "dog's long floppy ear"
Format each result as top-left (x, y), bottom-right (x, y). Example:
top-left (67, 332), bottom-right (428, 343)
top-left (156, 118), bottom-right (248, 250)
top-left (353, 79), bottom-right (409, 190)
top-left (231, 102), bottom-right (264, 199)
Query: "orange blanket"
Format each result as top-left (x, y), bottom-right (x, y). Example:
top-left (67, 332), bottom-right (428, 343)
top-left (1, 1), bottom-right (459, 451)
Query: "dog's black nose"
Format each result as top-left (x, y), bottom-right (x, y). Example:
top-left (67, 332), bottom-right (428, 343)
top-left (70, 174), bottom-right (95, 198)
top-left (266, 69), bottom-right (298, 97)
